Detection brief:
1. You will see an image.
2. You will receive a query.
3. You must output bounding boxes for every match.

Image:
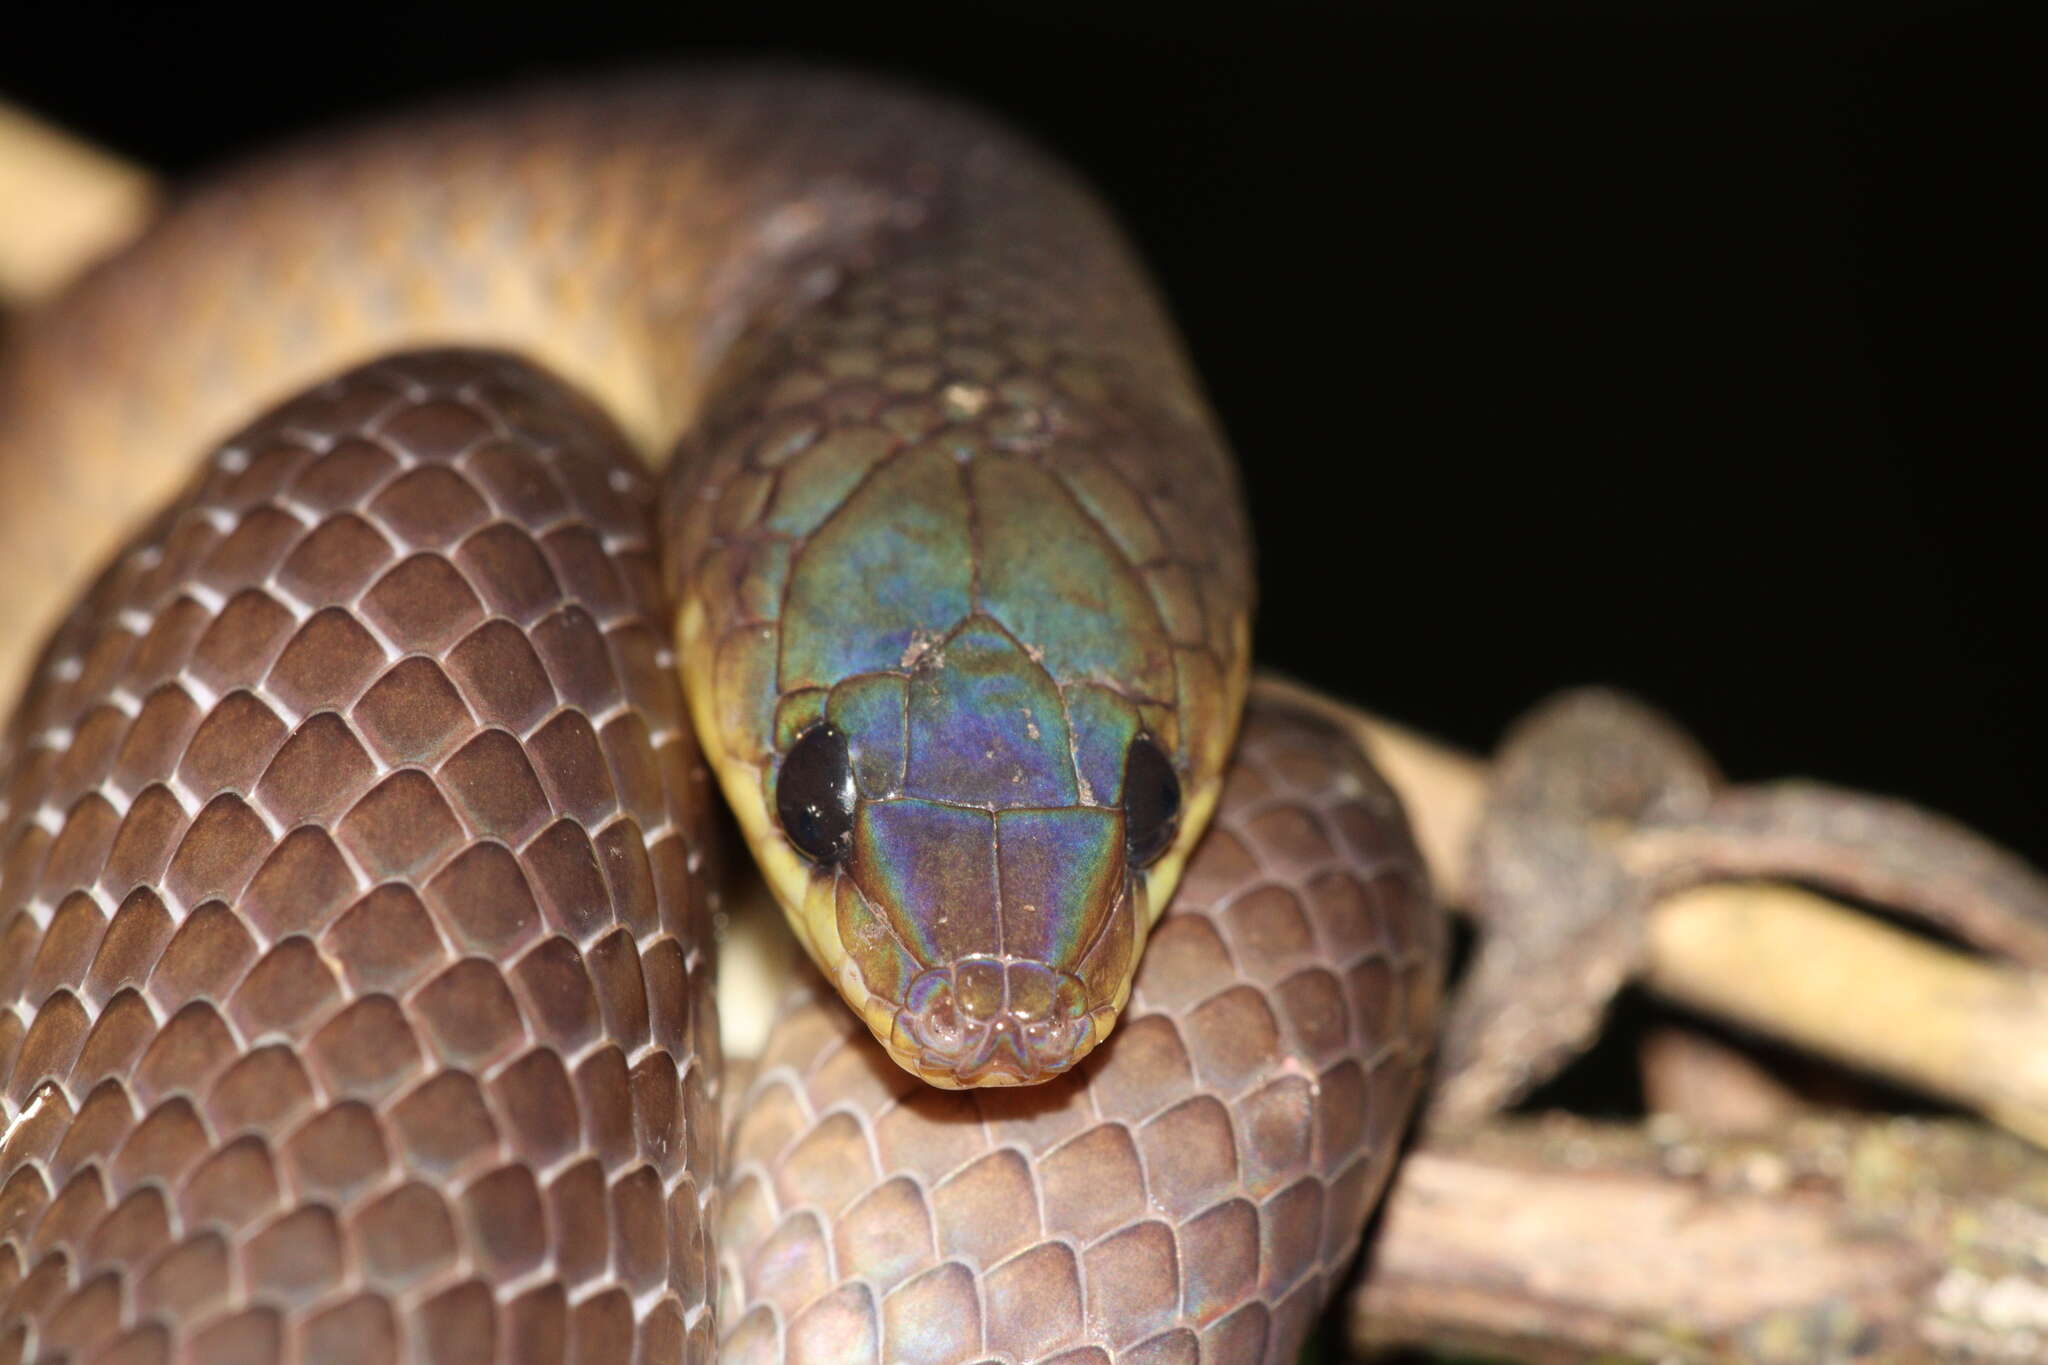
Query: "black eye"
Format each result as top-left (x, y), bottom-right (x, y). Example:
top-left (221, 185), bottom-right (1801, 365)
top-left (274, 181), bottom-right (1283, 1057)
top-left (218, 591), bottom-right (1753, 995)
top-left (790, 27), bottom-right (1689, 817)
top-left (1122, 734), bottom-right (1181, 866)
top-left (777, 725), bottom-right (857, 863)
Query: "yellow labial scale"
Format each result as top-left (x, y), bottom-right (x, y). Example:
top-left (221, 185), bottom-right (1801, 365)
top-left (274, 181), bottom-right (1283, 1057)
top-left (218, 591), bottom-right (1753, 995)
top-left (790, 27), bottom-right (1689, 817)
top-left (1074, 891), bottom-right (1140, 1016)
top-left (797, 838), bottom-right (846, 979)
top-left (834, 876), bottom-right (915, 1010)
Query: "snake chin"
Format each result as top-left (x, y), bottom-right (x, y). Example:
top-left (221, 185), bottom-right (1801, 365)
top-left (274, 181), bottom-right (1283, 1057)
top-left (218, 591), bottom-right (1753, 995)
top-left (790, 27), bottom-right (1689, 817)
top-left (887, 957), bottom-right (1107, 1086)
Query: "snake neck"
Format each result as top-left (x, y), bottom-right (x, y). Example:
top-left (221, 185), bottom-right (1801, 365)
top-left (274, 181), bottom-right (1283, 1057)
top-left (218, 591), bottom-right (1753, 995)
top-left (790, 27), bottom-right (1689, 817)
top-left (1, 71), bottom-right (1182, 676)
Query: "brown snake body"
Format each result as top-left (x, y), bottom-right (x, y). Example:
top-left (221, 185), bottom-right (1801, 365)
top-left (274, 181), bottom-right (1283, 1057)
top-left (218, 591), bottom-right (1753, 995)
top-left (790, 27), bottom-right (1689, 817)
top-left (0, 73), bottom-right (1442, 1363)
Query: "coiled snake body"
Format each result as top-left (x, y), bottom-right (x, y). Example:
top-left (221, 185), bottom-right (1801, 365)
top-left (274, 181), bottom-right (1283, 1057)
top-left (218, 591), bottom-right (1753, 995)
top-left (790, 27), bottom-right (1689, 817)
top-left (0, 73), bottom-right (1442, 1363)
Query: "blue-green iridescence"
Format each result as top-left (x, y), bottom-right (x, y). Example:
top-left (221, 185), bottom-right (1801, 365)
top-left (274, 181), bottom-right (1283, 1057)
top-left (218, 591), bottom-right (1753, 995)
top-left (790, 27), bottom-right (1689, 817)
top-left (827, 673), bottom-right (908, 799)
top-left (970, 456), bottom-right (1175, 704)
top-left (993, 807), bottom-right (1124, 967)
top-left (903, 620), bottom-right (1074, 808)
top-left (820, 612), bottom-right (1143, 980)
top-left (1063, 682), bottom-right (1143, 806)
top-left (851, 798), bottom-right (998, 966)
top-left (774, 463), bottom-right (1164, 1078)
top-left (779, 445), bottom-right (973, 690)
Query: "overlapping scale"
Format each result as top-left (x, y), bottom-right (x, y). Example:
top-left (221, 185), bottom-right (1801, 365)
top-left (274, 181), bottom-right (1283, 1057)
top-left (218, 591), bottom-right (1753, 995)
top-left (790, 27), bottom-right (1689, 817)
top-left (720, 704), bottom-right (1442, 1364)
top-left (0, 352), bottom-right (720, 1364)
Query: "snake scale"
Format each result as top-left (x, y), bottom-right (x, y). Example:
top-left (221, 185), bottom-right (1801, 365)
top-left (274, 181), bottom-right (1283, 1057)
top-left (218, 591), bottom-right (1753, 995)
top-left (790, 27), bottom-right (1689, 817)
top-left (0, 72), bottom-right (1443, 1363)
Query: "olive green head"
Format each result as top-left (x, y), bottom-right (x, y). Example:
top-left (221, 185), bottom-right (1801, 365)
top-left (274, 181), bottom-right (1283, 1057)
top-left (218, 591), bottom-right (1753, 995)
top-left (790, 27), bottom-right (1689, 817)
top-left (674, 422), bottom-right (1248, 1087)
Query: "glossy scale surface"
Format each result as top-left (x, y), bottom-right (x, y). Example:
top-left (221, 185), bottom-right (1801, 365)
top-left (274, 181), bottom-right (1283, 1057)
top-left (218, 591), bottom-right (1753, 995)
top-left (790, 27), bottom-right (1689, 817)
top-left (0, 73), bottom-right (1441, 1363)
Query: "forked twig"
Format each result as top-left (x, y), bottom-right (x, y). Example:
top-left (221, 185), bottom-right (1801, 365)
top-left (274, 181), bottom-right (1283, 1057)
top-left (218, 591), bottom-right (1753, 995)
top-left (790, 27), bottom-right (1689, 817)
top-left (1254, 673), bottom-right (2048, 1146)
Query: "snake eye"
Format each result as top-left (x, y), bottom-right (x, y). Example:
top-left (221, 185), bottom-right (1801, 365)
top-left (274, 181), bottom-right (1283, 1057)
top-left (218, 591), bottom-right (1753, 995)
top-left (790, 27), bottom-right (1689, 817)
top-left (1122, 734), bottom-right (1181, 867)
top-left (777, 725), bottom-right (857, 863)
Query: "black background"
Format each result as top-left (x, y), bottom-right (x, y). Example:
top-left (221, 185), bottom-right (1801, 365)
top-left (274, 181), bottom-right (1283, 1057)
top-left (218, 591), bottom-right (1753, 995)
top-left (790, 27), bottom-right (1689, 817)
top-left (5, 2), bottom-right (2037, 862)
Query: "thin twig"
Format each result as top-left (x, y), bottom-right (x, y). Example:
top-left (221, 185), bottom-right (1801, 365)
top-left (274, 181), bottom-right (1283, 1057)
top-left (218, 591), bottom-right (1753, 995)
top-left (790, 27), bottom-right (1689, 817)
top-left (1650, 882), bottom-right (2048, 1145)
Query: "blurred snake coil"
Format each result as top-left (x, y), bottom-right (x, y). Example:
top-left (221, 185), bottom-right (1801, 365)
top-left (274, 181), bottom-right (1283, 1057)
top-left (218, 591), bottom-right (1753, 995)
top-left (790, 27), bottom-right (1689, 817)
top-left (0, 72), bottom-right (1443, 1364)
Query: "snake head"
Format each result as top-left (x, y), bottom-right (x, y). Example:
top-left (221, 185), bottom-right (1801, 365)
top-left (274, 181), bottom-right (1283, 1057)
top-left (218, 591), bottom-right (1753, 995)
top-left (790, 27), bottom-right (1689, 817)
top-left (809, 613), bottom-right (1189, 1084)
top-left (761, 616), bottom-right (1189, 1086)
top-left (650, 117), bottom-right (1258, 1084)
top-left (671, 396), bottom-right (1249, 1087)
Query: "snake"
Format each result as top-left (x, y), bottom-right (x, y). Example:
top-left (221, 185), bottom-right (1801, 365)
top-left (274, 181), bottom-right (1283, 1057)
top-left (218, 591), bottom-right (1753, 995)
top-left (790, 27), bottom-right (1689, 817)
top-left (0, 71), bottom-right (1443, 1363)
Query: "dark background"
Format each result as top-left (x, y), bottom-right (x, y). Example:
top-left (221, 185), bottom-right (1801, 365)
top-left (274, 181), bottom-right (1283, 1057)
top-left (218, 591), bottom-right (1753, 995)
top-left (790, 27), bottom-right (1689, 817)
top-left (5, 1), bottom-right (2037, 861)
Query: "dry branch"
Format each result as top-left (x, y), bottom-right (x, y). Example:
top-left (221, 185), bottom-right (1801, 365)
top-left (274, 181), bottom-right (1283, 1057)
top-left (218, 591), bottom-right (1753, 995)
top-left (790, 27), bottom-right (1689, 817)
top-left (1252, 674), bottom-right (2048, 1149)
top-left (1650, 882), bottom-right (2048, 1145)
top-left (1353, 1113), bottom-right (2048, 1363)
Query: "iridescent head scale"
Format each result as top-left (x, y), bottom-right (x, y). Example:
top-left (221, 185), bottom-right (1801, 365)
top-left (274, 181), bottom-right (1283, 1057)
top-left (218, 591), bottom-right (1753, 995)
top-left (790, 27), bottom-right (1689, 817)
top-left (666, 125), bottom-right (1252, 1087)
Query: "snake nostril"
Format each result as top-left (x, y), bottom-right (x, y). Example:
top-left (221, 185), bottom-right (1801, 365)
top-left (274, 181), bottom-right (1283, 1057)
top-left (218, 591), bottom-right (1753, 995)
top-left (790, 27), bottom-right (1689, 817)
top-left (902, 970), bottom-right (963, 1048)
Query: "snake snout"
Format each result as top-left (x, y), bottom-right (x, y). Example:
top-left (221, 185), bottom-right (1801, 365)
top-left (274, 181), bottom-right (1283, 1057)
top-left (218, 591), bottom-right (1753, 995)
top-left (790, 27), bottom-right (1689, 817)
top-left (894, 957), bottom-right (1094, 1085)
